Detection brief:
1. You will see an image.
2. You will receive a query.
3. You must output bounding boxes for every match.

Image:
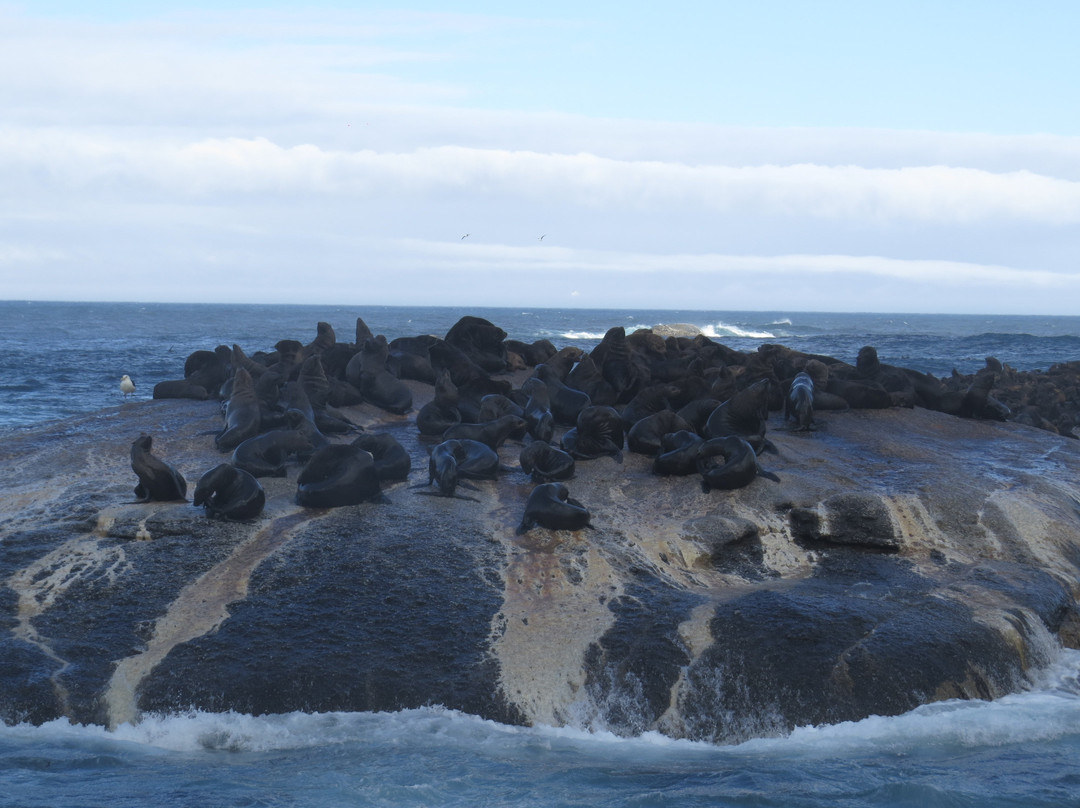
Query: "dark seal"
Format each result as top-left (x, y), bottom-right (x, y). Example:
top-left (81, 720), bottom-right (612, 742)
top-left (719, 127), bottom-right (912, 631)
top-left (296, 444), bottom-right (386, 508)
top-left (130, 434), bottom-right (187, 502)
top-left (193, 464), bottom-right (266, 520)
top-left (516, 482), bottom-right (593, 534)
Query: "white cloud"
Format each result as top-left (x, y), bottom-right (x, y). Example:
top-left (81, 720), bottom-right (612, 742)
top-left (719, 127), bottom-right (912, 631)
top-left (4, 131), bottom-right (1080, 226)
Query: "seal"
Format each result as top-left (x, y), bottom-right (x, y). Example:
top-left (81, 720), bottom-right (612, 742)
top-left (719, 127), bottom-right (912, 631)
top-left (130, 434), bottom-right (188, 502)
top-left (354, 336), bottom-right (413, 415)
top-left (442, 414), bottom-right (528, 450)
top-left (520, 377), bottom-right (555, 443)
top-left (416, 370), bottom-right (462, 437)
top-left (415, 439), bottom-right (500, 500)
top-left (561, 405), bottom-right (624, 462)
top-left (516, 482), bottom-right (593, 534)
top-left (566, 354), bottom-right (617, 406)
top-left (704, 379), bottom-right (771, 440)
top-left (478, 394), bottom-right (525, 423)
top-left (231, 408), bottom-right (328, 477)
top-left (651, 430), bottom-right (706, 476)
top-left (444, 315), bottom-right (509, 374)
top-left (627, 409), bottom-right (692, 456)
top-left (534, 364), bottom-right (591, 426)
top-left (351, 432), bottom-right (412, 482)
top-left (215, 367), bottom-right (261, 452)
top-left (193, 464), bottom-right (266, 520)
top-left (698, 436), bottom-right (780, 491)
top-left (296, 444), bottom-right (386, 508)
top-left (785, 371), bottom-right (815, 431)
top-left (519, 440), bottom-right (576, 482)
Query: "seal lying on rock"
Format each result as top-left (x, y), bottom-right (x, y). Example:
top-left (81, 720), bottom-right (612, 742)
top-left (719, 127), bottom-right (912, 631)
top-left (519, 440), bottom-right (576, 482)
top-left (516, 482), bottom-right (593, 533)
top-left (130, 434), bottom-right (188, 502)
top-left (351, 432), bottom-right (412, 482)
top-left (296, 444), bottom-right (386, 508)
top-left (193, 464), bottom-right (265, 520)
top-left (698, 435), bottom-right (780, 491)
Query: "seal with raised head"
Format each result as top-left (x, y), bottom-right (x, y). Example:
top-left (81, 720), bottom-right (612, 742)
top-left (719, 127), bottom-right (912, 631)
top-left (296, 444), bottom-right (386, 508)
top-left (704, 379), bottom-right (771, 442)
top-left (416, 369), bottom-right (462, 437)
top-left (215, 366), bottom-right (261, 452)
top-left (130, 434), bottom-right (187, 502)
top-left (516, 482), bottom-right (593, 534)
top-left (193, 464), bottom-right (265, 520)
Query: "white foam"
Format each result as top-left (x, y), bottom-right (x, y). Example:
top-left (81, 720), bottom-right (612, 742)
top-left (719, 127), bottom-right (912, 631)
top-left (3, 650), bottom-right (1077, 761)
top-left (701, 322), bottom-right (776, 340)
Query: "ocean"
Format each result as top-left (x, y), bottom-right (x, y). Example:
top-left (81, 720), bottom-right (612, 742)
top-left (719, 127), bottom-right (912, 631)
top-left (1, 301), bottom-right (1080, 807)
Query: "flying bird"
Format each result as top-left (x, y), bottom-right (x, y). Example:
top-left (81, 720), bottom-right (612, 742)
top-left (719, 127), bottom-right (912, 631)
top-left (120, 375), bottom-right (136, 398)
top-left (461, 234), bottom-right (470, 240)
top-left (538, 234), bottom-right (546, 241)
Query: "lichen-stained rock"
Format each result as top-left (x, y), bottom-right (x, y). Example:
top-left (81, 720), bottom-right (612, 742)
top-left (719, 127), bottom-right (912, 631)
top-left (2, 384), bottom-right (1080, 744)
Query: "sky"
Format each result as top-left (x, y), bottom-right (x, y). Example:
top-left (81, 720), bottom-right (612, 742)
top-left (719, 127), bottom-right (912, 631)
top-left (2, 1), bottom-right (1080, 313)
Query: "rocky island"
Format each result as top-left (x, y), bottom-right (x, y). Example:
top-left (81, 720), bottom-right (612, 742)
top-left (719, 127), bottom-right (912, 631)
top-left (1, 316), bottom-right (1078, 743)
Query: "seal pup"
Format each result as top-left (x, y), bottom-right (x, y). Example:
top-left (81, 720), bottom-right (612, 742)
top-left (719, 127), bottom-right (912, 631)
top-left (120, 375), bottom-right (135, 398)
top-left (296, 444), bottom-right (387, 508)
top-left (193, 464), bottom-right (265, 520)
top-left (516, 483), bottom-right (593, 534)
top-left (785, 372), bottom-right (815, 431)
top-left (130, 434), bottom-right (187, 502)
top-left (698, 436), bottom-right (780, 491)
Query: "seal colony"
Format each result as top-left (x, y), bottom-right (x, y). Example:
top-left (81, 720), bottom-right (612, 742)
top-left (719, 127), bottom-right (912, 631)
top-left (147, 313), bottom-right (1073, 532)
top-left (4, 310), bottom-right (1080, 739)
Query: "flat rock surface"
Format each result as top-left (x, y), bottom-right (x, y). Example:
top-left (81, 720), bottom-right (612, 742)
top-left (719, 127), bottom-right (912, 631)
top-left (2, 382), bottom-right (1079, 741)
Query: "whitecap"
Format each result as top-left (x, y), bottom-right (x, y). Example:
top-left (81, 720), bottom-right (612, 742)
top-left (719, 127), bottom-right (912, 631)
top-left (702, 322), bottom-right (776, 340)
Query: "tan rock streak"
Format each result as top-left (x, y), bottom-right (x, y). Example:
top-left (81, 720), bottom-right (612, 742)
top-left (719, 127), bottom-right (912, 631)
top-left (104, 509), bottom-right (314, 728)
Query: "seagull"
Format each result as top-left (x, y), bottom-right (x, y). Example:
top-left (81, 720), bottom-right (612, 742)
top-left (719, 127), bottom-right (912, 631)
top-left (461, 234), bottom-right (470, 240)
top-left (120, 374), bottom-right (135, 398)
top-left (538, 234), bottom-right (546, 241)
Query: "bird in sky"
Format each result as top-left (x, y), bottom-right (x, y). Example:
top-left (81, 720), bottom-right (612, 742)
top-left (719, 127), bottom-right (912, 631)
top-left (461, 234), bottom-right (470, 240)
top-left (120, 374), bottom-right (136, 398)
top-left (538, 234), bottom-right (546, 241)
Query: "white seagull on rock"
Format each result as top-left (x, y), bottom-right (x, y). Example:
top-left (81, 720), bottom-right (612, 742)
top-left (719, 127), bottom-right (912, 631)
top-left (120, 375), bottom-right (136, 398)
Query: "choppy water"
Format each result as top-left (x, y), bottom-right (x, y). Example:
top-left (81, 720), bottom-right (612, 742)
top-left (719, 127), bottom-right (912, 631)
top-left (2, 301), bottom-right (1080, 806)
top-left (1, 649), bottom-right (1078, 807)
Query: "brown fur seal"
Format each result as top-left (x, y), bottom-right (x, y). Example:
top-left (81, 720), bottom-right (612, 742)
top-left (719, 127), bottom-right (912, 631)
top-left (130, 434), bottom-right (187, 502)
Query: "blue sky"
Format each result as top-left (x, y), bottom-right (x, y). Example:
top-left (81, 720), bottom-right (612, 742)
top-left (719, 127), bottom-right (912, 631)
top-left (2, 2), bottom-right (1080, 312)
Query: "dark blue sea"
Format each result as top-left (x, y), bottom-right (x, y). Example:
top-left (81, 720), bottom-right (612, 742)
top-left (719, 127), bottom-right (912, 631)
top-left (2, 301), bottom-right (1080, 807)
